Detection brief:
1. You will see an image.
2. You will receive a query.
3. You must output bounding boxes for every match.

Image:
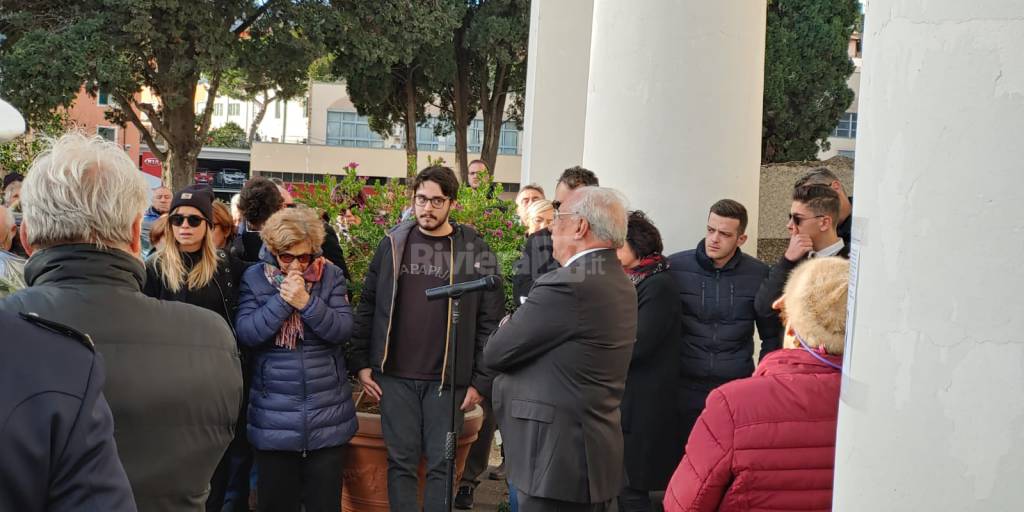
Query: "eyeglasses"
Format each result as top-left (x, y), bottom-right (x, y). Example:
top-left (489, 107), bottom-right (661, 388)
top-left (277, 252), bottom-right (315, 264)
top-left (414, 195), bottom-right (449, 208)
top-left (169, 214), bottom-right (206, 228)
top-left (551, 200), bottom-right (582, 222)
top-left (788, 213), bottom-right (825, 225)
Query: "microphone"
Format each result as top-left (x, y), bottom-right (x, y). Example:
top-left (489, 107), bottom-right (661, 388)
top-left (425, 275), bottom-right (502, 301)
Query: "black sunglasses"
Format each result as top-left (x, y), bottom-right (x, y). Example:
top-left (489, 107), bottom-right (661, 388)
top-left (169, 214), bottom-right (206, 228)
top-left (278, 252), bottom-right (315, 265)
top-left (787, 213), bottom-right (825, 225)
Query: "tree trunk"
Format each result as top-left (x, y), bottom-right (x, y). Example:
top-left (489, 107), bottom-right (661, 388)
top-left (452, 26), bottom-right (471, 184)
top-left (480, 60), bottom-right (509, 175)
top-left (248, 92), bottom-right (274, 145)
top-left (403, 72), bottom-right (418, 177)
top-left (165, 147), bottom-right (200, 192)
top-left (161, 95), bottom-right (202, 191)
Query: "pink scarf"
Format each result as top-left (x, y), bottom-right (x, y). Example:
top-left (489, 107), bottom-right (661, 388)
top-left (263, 257), bottom-right (326, 350)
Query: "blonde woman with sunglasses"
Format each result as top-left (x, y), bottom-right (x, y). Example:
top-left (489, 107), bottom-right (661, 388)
top-left (143, 185), bottom-right (243, 328)
top-left (143, 185), bottom-right (249, 510)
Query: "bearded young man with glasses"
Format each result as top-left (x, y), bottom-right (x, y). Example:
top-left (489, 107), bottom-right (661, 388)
top-left (349, 165), bottom-right (504, 512)
top-left (755, 184), bottom-right (849, 327)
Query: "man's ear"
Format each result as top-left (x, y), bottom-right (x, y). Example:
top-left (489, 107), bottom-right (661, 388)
top-left (737, 233), bottom-right (748, 247)
top-left (575, 217), bottom-right (589, 240)
top-left (19, 221), bottom-right (33, 257)
top-left (831, 180), bottom-right (844, 196)
top-left (821, 215), bottom-right (835, 233)
top-left (130, 214), bottom-right (143, 257)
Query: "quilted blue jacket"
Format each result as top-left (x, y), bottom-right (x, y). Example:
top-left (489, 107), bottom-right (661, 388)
top-left (235, 253), bottom-right (357, 452)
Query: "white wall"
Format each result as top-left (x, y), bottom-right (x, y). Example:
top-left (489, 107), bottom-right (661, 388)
top-left (833, 1), bottom-right (1024, 509)
top-left (519, 0), bottom-right (594, 194)
top-left (208, 93), bottom-right (309, 143)
top-left (580, 0), bottom-right (767, 253)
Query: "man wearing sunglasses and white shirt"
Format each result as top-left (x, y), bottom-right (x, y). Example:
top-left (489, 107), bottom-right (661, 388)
top-left (755, 184), bottom-right (849, 324)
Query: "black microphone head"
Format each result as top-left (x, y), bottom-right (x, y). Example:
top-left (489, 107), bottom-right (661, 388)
top-left (484, 274), bottom-right (502, 290)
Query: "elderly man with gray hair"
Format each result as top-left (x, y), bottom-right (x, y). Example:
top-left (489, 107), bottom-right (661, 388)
top-left (0, 133), bottom-right (242, 512)
top-left (484, 186), bottom-right (638, 511)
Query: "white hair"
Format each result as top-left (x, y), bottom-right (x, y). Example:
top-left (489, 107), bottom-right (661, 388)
top-left (21, 132), bottom-right (148, 250)
top-left (573, 186), bottom-right (628, 248)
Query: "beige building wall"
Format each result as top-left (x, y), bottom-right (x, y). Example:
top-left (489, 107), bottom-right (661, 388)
top-left (819, 58), bottom-right (862, 160)
top-left (308, 82), bottom-right (360, 146)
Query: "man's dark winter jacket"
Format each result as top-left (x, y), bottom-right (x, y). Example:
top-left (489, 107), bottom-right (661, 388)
top-left (235, 251), bottom-right (357, 452)
top-left (667, 240), bottom-right (782, 384)
top-left (511, 228), bottom-right (559, 308)
top-left (0, 244), bottom-right (242, 512)
top-left (350, 221), bottom-right (505, 396)
top-left (753, 244), bottom-right (850, 328)
top-left (0, 310), bottom-right (136, 512)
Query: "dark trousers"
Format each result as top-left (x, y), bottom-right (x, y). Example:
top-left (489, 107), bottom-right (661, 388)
top-left (677, 380), bottom-right (728, 455)
top-left (378, 374), bottom-right (466, 512)
top-left (459, 394), bottom-right (496, 488)
top-left (516, 490), bottom-right (614, 512)
top-left (618, 486), bottom-right (652, 512)
top-left (255, 446), bottom-right (344, 512)
top-left (207, 435), bottom-right (253, 512)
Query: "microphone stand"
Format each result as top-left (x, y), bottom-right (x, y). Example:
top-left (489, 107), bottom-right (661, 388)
top-left (443, 293), bottom-right (462, 512)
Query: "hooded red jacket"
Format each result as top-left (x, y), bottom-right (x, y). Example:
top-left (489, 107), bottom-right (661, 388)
top-left (664, 348), bottom-right (842, 512)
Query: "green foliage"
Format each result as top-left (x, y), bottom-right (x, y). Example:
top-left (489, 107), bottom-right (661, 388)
top-left (206, 122), bottom-right (249, 149)
top-left (762, 0), bottom-right (859, 163)
top-left (297, 163), bottom-right (524, 309)
top-left (450, 171), bottom-right (525, 311)
top-left (0, 0), bottom-right (329, 189)
top-left (0, 111), bottom-right (70, 176)
top-left (326, 0), bottom-right (463, 163)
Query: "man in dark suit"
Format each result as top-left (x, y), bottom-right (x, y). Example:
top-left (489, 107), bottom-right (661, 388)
top-left (484, 186), bottom-right (637, 511)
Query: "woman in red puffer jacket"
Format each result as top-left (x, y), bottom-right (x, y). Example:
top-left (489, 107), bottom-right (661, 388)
top-left (664, 257), bottom-right (850, 512)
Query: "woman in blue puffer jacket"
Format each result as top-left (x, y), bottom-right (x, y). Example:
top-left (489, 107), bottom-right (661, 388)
top-left (235, 206), bottom-right (357, 512)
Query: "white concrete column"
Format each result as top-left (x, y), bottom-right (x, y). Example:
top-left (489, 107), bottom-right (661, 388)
top-left (581, 0), bottom-right (766, 253)
top-left (519, 0), bottom-right (594, 193)
top-left (833, 2), bottom-right (1024, 509)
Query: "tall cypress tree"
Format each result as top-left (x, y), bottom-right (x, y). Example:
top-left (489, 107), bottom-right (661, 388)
top-left (762, 0), bottom-right (860, 163)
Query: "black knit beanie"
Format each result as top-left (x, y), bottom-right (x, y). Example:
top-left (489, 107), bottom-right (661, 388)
top-left (170, 184), bottom-right (215, 223)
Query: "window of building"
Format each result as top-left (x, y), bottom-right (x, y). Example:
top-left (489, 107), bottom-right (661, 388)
top-left (468, 119), bottom-right (520, 155)
top-left (326, 111), bottom-right (385, 148)
top-left (228, 103), bottom-right (241, 116)
top-left (832, 112), bottom-right (858, 139)
top-left (498, 122), bottom-right (520, 155)
top-left (213, 103), bottom-right (224, 116)
top-left (275, 100), bottom-right (281, 119)
top-left (97, 126), bottom-right (116, 142)
top-left (838, 150), bottom-right (856, 159)
top-left (302, 98), bottom-right (308, 118)
top-left (97, 89), bottom-right (112, 107)
top-left (416, 117), bottom-right (449, 151)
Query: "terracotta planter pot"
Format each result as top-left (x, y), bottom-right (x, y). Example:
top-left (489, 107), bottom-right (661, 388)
top-left (341, 405), bottom-right (484, 512)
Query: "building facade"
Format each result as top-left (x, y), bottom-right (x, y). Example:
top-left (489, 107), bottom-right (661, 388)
top-left (818, 32), bottom-right (862, 160)
top-left (252, 81), bottom-right (524, 187)
top-left (66, 87), bottom-right (143, 165)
